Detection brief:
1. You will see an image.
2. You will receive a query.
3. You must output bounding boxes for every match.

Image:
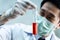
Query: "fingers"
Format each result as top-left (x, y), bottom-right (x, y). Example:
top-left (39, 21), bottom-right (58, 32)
top-left (14, 2), bottom-right (26, 15)
top-left (14, 0), bottom-right (36, 15)
top-left (19, 0), bottom-right (36, 10)
top-left (23, 1), bottom-right (36, 9)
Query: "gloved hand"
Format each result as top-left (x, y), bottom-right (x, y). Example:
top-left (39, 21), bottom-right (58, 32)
top-left (13, 0), bottom-right (36, 16)
top-left (0, 0), bottom-right (36, 25)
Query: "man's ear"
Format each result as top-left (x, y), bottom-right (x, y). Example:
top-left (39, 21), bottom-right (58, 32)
top-left (58, 22), bottom-right (60, 28)
top-left (57, 21), bottom-right (60, 29)
top-left (55, 23), bottom-right (60, 30)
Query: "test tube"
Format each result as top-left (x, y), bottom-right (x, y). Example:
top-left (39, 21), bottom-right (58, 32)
top-left (32, 8), bottom-right (37, 35)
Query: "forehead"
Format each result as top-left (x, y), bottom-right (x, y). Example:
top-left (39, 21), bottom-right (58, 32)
top-left (41, 2), bottom-right (60, 15)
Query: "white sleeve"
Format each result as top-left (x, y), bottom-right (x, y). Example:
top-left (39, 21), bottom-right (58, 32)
top-left (14, 23), bottom-right (32, 33)
top-left (0, 35), bottom-right (3, 40)
top-left (0, 26), bottom-right (11, 40)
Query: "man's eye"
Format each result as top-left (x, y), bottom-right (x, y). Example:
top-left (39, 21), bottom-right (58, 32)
top-left (40, 9), bottom-right (46, 17)
top-left (46, 13), bottom-right (55, 22)
top-left (40, 11), bottom-right (45, 17)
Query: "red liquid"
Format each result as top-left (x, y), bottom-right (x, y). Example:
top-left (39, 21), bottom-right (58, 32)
top-left (32, 23), bottom-right (37, 35)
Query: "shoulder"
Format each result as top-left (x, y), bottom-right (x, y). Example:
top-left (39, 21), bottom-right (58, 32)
top-left (52, 32), bottom-right (60, 40)
top-left (46, 31), bottom-right (60, 40)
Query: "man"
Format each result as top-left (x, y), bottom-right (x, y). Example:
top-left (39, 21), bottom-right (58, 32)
top-left (37, 0), bottom-right (60, 40)
top-left (0, 0), bottom-right (60, 40)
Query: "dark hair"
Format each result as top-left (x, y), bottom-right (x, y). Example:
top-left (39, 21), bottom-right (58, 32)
top-left (41, 0), bottom-right (60, 9)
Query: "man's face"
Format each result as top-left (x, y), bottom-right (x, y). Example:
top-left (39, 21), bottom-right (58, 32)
top-left (40, 2), bottom-right (60, 28)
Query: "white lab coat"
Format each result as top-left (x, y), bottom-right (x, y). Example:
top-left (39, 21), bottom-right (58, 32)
top-left (0, 23), bottom-right (60, 40)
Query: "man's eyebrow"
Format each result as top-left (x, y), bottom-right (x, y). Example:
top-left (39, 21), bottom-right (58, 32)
top-left (41, 9), bottom-right (45, 11)
top-left (41, 8), bottom-right (49, 12)
top-left (41, 6), bottom-right (51, 11)
top-left (41, 9), bottom-right (46, 11)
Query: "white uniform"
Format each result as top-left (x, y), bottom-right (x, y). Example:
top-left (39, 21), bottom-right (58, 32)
top-left (0, 23), bottom-right (60, 40)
